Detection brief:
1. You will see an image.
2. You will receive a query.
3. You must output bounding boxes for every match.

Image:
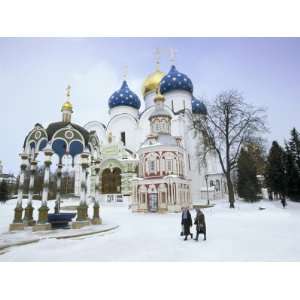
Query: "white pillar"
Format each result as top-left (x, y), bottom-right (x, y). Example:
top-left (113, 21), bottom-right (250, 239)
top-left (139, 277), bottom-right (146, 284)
top-left (79, 152), bottom-right (90, 206)
top-left (80, 164), bottom-right (87, 205)
top-left (94, 162), bottom-right (101, 204)
top-left (17, 152), bottom-right (29, 207)
top-left (41, 147), bottom-right (53, 207)
top-left (55, 163), bottom-right (63, 213)
top-left (27, 160), bottom-right (37, 206)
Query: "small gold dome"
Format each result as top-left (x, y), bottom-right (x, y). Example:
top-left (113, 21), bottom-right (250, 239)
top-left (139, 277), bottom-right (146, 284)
top-left (142, 70), bottom-right (165, 97)
top-left (154, 89), bottom-right (165, 103)
top-left (61, 101), bottom-right (73, 112)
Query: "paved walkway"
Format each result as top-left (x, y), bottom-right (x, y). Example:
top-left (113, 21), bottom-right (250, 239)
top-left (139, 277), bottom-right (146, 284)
top-left (0, 223), bottom-right (118, 251)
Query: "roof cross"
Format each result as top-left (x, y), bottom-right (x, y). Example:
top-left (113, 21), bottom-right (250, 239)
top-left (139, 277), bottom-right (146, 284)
top-left (154, 48), bottom-right (160, 70)
top-left (66, 85), bottom-right (71, 100)
top-left (170, 48), bottom-right (177, 65)
top-left (123, 65), bottom-right (128, 80)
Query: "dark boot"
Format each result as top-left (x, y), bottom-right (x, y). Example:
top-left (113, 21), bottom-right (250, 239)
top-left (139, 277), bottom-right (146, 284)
top-left (184, 236), bottom-right (187, 241)
top-left (190, 233), bottom-right (193, 239)
top-left (194, 233), bottom-right (199, 241)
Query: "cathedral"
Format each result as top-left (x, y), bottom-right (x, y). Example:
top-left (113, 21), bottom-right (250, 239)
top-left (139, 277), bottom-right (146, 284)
top-left (20, 57), bottom-right (227, 214)
top-left (78, 61), bottom-right (227, 211)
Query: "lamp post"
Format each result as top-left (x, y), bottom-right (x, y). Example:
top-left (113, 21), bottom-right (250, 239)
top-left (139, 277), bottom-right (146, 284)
top-left (205, 174), bottom-right (210, 205)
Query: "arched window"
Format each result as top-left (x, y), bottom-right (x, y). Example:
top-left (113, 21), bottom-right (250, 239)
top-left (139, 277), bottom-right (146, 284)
top-left (216, 180), bottom-right (220, 192)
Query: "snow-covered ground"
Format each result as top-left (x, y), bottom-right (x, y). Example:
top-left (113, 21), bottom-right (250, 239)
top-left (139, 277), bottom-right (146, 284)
top-left (0, 198), bottom-right (300, 261)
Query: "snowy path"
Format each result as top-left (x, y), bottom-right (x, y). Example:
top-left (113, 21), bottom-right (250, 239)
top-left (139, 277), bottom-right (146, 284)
top-left (0, 199), bottom-right (300, 261)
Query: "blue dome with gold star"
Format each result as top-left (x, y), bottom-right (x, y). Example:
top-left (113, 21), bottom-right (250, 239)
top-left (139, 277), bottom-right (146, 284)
top-left (108, 81), bottom-right (141, 110)
top-left (192, 96), bottom-right (207, 115)
top-left (160, 65), bottom-right (193, 94)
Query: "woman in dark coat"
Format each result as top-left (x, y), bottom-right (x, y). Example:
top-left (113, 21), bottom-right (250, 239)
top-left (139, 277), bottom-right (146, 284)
top-left (194, 209), bottom-right (206, 241)
top-left (281, 196), bottom-right (287, 208)
top-left (181, 207), bottom-right (193, 240)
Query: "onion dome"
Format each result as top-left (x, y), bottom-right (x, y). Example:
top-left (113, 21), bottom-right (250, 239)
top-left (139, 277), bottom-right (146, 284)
top-left (61, 101), bottom-right (73, 112)
top-left (142, 70), bottom-right (165, 97)
top-left (108, 80), bottom-right (141, 110)
top-left (192, 96), bottom-right (207, 115)
top-left (160, 65), bottom-right (193, 94)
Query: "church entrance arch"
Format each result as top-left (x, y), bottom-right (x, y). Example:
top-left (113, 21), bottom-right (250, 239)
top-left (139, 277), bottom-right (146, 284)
top-left (101, 167), bottom-right (122, 194)
top-left (148, 193), bottom-right (158, 212)
top-left (147, 185), bottom-right (158, 212)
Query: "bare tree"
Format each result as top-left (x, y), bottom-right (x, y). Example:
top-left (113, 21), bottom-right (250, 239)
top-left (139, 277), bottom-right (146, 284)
top-left (190, 90), bottom-right (267, 208)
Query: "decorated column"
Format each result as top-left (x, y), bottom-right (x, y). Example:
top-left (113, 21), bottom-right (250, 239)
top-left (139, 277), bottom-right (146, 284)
top-left (33, 146), bottom-right (53, 231)
top-left (72, 151), bottom-right (90, 228)
top-left (9, 152), bottom-right (28, 231)
top-left (54, 163), bottom-right (63, 214)
top-left (92, 159), bottom-right (102, 224)
top-left (23, 158), bottom-right (37, 225)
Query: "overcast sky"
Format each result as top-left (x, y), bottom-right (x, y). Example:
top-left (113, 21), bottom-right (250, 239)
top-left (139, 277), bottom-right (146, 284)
top-left (0, 37), bottom-right (300, 174)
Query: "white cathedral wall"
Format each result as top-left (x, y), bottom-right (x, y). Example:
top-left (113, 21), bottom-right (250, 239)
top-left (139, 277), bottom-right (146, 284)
top-left (84, 121), bottom-right (106, 142)
top-left (163, 90), bottom-right (192, 112)
top-left (108, 106), bottom-right (139, 119)
top-left (181, 113), bottom-right (207, 202)
top-left (144, 91), bottom-right (157, 109)
top-left (145, 90), bottom-right (192, 112)
top-left (106, 113), bottom-right (140, 152)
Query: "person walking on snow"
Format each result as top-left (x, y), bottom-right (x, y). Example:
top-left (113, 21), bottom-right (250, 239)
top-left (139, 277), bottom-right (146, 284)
top-left (181, 207), bottom-right (193, 241)
top-left (281, 197), bottom-right (287, 208)
top-left (194, 208), bottom-right (206, 241)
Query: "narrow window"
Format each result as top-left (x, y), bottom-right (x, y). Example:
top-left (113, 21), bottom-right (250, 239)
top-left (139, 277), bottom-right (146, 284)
top-left (149, 160), bottom-right (155, 173)
top-left (167, 159), bottom-right (172, 172)
top-left (120, 131), bottom-right (126, 145)
top-left (155, 123), bottom-right (160, 132)
top-left (216, 180), bottom-right (220, 192)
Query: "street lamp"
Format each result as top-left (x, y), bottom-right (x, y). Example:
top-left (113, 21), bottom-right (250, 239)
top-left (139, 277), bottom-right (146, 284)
top-left (205, 174), bottom-right (210, 205)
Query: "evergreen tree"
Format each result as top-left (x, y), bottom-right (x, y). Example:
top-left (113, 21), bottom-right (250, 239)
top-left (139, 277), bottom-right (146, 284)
top-left (285, 128), bottom-right (300, 201)
top-left (237, 148), bottom-right (260, 201)
top-left (289, 128), bottom-right (300, 166)
top-left (0, 180), bottom-right (9, 203)
top-left (265, 141), bottom-right (286, 199)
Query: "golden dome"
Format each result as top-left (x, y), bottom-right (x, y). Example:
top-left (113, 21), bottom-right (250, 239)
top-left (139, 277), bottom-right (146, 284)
top-left (142, 70), bottom-right (165, 97)
top-left (61, 101), bottom-right (73, 112)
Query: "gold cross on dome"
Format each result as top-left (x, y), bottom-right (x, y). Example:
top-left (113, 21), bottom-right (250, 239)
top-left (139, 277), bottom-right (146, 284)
top-left (170, 48), bottom-right (177, 65)
top-left (66, 85), bottom-right (71, 100)
top-left (154, 48), bottom-right (160, 70)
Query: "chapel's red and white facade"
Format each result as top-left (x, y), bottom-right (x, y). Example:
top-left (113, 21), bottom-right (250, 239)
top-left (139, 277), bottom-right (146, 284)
top-left (131, 91), bottom-right (192, 212)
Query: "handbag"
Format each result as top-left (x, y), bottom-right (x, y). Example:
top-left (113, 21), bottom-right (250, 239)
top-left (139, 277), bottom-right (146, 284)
top-left (180, 224), bottom-right (184, 236)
